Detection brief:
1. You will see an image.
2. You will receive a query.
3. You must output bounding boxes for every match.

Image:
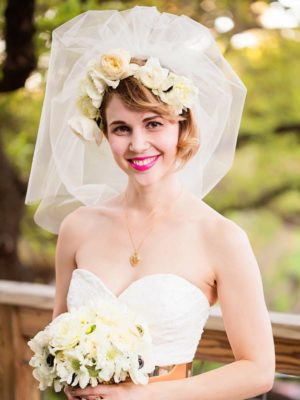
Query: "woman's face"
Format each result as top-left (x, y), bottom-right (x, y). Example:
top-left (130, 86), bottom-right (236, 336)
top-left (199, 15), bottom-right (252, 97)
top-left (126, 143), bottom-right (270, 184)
top-left (105, 94), bottom-right (180, 186)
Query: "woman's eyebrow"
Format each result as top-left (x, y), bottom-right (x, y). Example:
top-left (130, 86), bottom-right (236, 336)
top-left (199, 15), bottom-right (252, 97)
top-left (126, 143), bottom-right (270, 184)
top-left (109, 115), bottom-right (161, 127)
top-left (109, 120), bottom-right (127, 127)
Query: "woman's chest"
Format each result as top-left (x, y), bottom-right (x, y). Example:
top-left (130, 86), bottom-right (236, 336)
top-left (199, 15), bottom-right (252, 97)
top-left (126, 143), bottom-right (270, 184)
top-left (75, 214), bottom-right (218, 306)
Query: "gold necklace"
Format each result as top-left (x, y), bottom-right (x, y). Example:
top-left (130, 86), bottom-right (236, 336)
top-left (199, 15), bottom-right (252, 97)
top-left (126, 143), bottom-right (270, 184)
top-left (123, 186), bottom-right (184, 267)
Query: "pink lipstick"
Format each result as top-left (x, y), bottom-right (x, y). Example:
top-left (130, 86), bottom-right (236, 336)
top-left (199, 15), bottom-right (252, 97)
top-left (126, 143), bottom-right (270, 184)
top-left (128, 155), bottom-right (161, 171)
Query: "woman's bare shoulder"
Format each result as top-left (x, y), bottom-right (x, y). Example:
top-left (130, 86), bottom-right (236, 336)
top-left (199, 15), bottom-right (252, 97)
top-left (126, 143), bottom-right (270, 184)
top-left (60, 199), bottom-right (120, 233)
top-left (59, 206), bottom-right (94, 233)
top-left (192, 199), bottom-right (247, 251)
top-left (198, 205), bottom-right (251, 274)
top-left (186, 195), bottom-right (229, 225)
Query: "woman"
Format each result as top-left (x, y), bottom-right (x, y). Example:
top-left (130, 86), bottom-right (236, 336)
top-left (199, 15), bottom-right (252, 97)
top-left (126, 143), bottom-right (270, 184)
top-left (25, 6), bottom-right (275, 400)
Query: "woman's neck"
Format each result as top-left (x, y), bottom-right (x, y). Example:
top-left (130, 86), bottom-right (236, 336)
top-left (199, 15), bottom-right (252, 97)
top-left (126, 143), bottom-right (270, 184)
top-left (124, 176), bottom-right (184, 216)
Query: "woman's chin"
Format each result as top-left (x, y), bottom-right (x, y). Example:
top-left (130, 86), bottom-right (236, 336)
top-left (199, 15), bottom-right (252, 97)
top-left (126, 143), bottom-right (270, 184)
top-left (124, 168), bottom-right (166, 186)
top-left (129, 174), bottom-right (162, 187)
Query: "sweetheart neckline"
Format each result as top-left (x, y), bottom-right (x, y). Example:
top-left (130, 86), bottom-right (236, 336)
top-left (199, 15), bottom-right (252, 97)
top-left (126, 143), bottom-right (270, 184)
top-left (72, 268), bottom-right (211, 308)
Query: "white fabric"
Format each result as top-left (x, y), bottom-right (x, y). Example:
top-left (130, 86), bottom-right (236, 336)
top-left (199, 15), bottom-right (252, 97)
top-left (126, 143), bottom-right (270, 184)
top-left (67, 268), bottom-right (211, 366)
top-left (24, 5), bottom-right (247, 234)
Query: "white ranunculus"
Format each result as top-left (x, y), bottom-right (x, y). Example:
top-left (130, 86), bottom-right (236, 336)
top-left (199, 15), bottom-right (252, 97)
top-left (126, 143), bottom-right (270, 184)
top-left (68, 115), bottom-right (103, 146)
top-left (134, 57), bottom-right (169, 90)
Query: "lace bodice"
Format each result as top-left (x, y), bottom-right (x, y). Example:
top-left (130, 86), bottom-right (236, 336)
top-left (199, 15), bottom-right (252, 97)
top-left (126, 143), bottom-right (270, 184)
top-left (67, 268), bottom-right (211, 366)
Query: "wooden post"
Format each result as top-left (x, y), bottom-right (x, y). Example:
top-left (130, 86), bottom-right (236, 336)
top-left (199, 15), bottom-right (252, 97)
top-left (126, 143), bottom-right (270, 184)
top-left (12, 306), bottom-right (42, 400)
top-left (0, 305), bottom-right (15, 400)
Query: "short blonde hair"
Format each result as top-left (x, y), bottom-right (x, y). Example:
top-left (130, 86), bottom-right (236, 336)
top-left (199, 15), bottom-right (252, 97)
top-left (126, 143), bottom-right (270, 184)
top-left (99, 58), bottom-right (200, 170)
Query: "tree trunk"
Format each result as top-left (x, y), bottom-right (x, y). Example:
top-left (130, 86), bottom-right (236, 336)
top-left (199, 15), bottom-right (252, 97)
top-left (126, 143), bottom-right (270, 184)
top-left (0, 0), bottom-right (36, 92)
top-left (0, 137), bottom-right (33, 281)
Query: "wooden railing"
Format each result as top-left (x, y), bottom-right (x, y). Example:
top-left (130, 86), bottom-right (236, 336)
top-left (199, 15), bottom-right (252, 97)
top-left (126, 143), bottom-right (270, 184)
top-left (0, 280), bottom-right (299, 400)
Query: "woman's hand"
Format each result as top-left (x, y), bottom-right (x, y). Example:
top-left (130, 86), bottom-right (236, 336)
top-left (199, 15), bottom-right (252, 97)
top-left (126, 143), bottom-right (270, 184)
top-left (63, 381), bottom-right (148, 400)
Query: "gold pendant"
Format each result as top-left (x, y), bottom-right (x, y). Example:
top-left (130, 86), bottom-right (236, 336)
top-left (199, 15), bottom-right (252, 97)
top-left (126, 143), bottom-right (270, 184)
top-left (129, 252), bottom-right (141, 267)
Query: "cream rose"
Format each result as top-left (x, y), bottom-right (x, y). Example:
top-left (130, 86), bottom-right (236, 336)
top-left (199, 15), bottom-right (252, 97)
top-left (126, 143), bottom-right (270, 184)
top-left (87, 49), bottom-right (137, 88)
top-left (100, 48), bottom-right (131, 79)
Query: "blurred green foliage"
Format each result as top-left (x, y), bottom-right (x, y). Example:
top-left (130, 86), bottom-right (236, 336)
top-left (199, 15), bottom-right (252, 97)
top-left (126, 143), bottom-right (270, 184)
top-left (0, 0), bottom-right (299, 313)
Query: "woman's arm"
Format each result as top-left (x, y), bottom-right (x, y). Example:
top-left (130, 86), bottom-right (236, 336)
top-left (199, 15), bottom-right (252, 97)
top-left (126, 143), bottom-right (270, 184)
top-left (52, 208), bottom-right (84, 320)
top-left (144, 219), bottom-right (276, 400)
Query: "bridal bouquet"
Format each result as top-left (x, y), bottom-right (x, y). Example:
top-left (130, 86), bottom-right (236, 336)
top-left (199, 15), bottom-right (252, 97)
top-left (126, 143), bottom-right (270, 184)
top-left (27, 297), bottom-right (156, 392)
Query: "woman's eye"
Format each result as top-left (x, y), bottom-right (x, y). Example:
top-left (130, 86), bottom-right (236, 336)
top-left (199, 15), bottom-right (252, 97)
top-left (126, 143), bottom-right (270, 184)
top-left (147, 121), bottom-right (163, 129)
top-left (112, 121), bottom-right (162, 134)
top-left (112, 125), bottom-right (129, 134)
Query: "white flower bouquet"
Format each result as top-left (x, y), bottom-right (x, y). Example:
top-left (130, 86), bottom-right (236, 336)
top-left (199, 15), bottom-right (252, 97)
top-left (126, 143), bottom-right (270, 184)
top-left (27, 297), bottom-right (156, 393)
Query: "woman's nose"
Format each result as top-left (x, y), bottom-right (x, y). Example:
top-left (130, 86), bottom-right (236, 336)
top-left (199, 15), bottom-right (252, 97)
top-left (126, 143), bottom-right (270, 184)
top-left (129, 129), bottom-right (149, 152)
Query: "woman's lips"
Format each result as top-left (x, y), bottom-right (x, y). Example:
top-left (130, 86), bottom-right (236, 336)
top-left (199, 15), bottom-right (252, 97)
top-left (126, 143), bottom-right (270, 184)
top-left (128, 155), bottom-right (161, 171)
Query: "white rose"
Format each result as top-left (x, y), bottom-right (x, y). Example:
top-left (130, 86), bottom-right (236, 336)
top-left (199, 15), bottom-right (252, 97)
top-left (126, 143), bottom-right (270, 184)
top-left (134, 57), bottom-right (169, 90)
top-left (158, 73), bottom-right (198, 114)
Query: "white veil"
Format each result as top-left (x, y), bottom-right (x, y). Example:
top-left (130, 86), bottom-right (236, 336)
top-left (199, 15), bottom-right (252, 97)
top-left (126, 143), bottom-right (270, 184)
top-left (25, 6), bottom-right (247, 234)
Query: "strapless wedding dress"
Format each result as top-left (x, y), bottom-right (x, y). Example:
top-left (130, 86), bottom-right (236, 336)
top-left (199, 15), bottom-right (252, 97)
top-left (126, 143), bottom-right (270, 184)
top-left (67, 268), bottom-right (211, 367)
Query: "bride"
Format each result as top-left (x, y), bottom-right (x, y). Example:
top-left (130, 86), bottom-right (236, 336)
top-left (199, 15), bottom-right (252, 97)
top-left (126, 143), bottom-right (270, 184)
top-left (25, 6), bottom-right (275, 400)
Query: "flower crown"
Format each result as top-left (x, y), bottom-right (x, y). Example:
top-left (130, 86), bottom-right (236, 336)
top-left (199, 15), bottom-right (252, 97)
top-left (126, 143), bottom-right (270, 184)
top-left (68, 48), bottom-right (199, 146)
